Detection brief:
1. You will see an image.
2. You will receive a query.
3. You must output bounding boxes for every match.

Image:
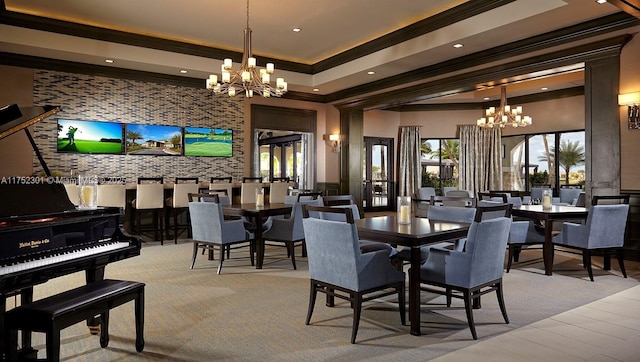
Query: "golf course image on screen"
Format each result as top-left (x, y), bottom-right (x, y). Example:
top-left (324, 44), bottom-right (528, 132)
top-left (57, 119), bottom-right (124, 154)
top-left (183, 126), bottom-right (233, 157)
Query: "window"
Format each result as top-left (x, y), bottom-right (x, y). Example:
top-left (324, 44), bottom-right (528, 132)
top-left (420, 138), bottom-right (459, 193)
top-left (501, 130), bottom-right (585, 193)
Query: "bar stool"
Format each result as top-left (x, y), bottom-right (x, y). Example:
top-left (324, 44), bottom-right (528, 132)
top-left (209, 177), bottom-right (233, 205)
top-left (242, 176), bottom-right (263, 183)
top-left (97, 183), bottom-right (126, 209)
top-left (166, 177), bottom-right (200, 243)
top-left (131, 177), bottom-right (165, 244)
top-left (268, 180), bottom-right (293, 204)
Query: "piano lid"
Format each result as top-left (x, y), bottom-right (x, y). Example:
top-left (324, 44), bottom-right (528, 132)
top-left (0, 104), bottom-right (60, 140)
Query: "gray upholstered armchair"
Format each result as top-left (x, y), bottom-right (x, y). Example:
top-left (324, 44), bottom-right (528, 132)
top-left (317, 198), bottom-right (397, 256)
top-left (188, 201), bottom-right (254, 274)
top-left (262, 199), bottom-right (321, 269)
top-left (418, 217), bottom-right (512, 340)
top-left (552, 204), bottom-right (630, 281)
top-left (414, 187), bottom-right (436, 217)
top-left (301, 205), bottom-right (405, 344)
top-left (395, 205), bottom-right (476, 262)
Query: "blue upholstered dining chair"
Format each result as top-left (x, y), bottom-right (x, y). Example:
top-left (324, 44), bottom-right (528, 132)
top-left (188, 200), bottom-right (254, 274)
top-left (414, 187), bottom-right (436, 217)
top-left (317, 195), bottom-right (397, 256)
top-left (395, 205), bottom-right (476, 262)
top-left (475, 200), bottom-right (545, 273)
top-left (301, 205), bottom-right (405, 344)
top-left (552, 204), bottom-right (630, 281)
top-left (261, 199), bottom-right (321, 270)
top-left (418, 217), bottom-right (512, 340)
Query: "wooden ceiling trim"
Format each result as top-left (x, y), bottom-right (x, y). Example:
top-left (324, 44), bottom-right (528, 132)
top-left (333, 35), bottom-right (629, 110)
top-left (325, 12), bottom-right (639, 103)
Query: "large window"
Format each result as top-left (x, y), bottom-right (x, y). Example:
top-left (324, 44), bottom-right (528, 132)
top-left (420, 138), bottom-right (459, 193)
top-left (501, 130), bottom-right (585, 194)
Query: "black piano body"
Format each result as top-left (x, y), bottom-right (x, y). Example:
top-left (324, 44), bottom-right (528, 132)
top-left (0, 104), bottom-right (142, 358)
top-left (0, 183), bottom-right (142, 296)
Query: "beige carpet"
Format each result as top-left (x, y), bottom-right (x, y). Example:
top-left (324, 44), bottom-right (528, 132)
top-left (12, 239), bottom-right (640, 361)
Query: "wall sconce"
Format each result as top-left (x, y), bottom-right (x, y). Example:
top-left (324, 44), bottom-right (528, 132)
top-left (618, 91), bottom-right (640, 129)
top-left (323, 134), bottom-right (341, 152)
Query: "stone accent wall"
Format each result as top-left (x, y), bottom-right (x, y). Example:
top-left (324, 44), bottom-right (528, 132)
top-left (31, 70), bottom-right (244, 183)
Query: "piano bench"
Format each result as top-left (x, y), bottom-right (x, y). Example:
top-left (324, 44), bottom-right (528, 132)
top-left (4, 279), bottom-right (145, 362)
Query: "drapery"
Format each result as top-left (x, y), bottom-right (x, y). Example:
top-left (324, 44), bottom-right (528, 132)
top-left (398, 126), bottom-right (421, 198)
top-left (459, 125), bottom-right (502, 196)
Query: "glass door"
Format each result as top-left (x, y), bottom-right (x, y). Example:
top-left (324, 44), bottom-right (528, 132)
top-left (363, 137), bottom-right (394, 212)
top-left (257, 131), bottom-right (309, 189)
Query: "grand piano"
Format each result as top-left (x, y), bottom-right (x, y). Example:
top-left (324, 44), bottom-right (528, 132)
top-left (0, 104), bottom-right (141, 358)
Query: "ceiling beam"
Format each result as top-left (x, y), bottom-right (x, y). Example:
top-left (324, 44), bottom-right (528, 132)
top-left (607, 0), bottom-right (640, 19)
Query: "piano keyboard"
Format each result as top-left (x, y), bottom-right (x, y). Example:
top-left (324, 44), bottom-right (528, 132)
top-left (0, 241), bottom-right (131, 275)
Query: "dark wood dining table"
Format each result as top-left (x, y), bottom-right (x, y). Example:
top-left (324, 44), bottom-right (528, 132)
top-left (354, 215), bottom-right (470, 336)
top-left (511, 204), bottom-right (589, 276)
top-left (223, 203), bottom-right (293, 269)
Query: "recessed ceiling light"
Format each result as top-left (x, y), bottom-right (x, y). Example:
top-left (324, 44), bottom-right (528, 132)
top-left (367, 71), bottom-right (375, 75)
top-left (596, 0), bottom-right (607, 4)
top-left (105, 59), bottom-right (114, 63)
top-left (453, 43), bottom-right (463, 48)
top-left (483, 97), bottom-right (490, 101)
top-left (292, 27), bottom-right (301, 32)
top-left (541, 87), bottom-right (548, 91)
top-left (313, 88), bottom-right (319, 92)
top-left (180, 70), bottom-right (188, 74)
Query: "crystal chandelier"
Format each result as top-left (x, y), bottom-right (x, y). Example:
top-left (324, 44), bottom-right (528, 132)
top-left (205, 0), bottom-right (287, 98)
top-left (477, 86), bottom-right (532, 128)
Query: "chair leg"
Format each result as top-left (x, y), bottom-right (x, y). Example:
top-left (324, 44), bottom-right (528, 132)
top-left (190, 242), bottom-right (199, 269)
top-left (351, 293), bottom-right (363, 344)
top-left (446, 287), bottom-right (452, 307)
top-left (398, 283), bottom-right (406, 326)
top-left (583, 250), bottom-right (594, 282)
top-left (616, 249), bottom-right (627, 278)
top-left (513, 245), bottom-right (522, 262)
top-left (496, 281), bottom-right (509, 324)
top-left (463, 290), bottom-right (478, 340)
top-left (173, 211), bottom-right (179, 244)
top-left (217, 244), bottom-right (226, 275)
top-left (305, 281), bottom-right (318, 325)
top-left (326, 288), bottom-right (335, 307)
top-left (288, 241), bottom-right (297, 270)
top-left (506, 244), bottom-right (514, 272)
top-left (249, 241), bottom-right (255, 266)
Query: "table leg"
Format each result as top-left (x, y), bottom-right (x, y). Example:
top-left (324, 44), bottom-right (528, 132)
top-left (254, 215), bottom-right (265, 269)
top-left (409, 247), bottom-right (421, 336)
top-left (543, 220), bottom-right (554, 276)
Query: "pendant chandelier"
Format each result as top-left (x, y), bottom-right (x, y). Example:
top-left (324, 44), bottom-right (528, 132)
top-left (477, 86), bottom-right (532, 128)
top-left (205, 0), bottom-right (287, 98)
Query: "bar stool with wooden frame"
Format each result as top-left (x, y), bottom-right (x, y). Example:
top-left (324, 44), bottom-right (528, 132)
top-left (131, 177), bottom-right (165, 244)
top-left (166, 177), bottom-right (200, 243)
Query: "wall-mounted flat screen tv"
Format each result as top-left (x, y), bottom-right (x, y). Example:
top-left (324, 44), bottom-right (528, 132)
top-left (56, 119), bottom-right (124, 154)
top-left (183, 126), bottom-right (233, 157)
top-left (125, 124), bottom-right (182, 156)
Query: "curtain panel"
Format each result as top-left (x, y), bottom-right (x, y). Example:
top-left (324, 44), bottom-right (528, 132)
top-left (459, 125), bottom-right (503, 196)
top-left (398, 126), bottom-right (421, 198)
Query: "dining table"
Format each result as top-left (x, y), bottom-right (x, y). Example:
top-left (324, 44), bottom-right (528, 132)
top-left (511, 204), bottom-right (589, 276)
top-left (354, 215), bottom-right (470, 336)
top-left (223, 202), bottom-right (293, 269)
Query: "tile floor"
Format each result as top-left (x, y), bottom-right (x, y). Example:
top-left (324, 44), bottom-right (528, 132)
top-left (433, 284), bottom-right (640, 361)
